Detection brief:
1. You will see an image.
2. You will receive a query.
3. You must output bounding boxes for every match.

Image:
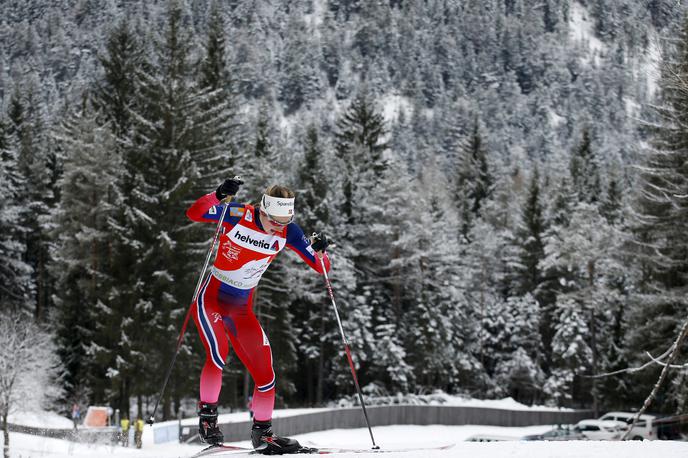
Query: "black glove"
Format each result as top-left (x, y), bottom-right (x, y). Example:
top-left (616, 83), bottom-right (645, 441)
top-left (215, 176), bottom-right (243, 201)
top-left (311, 232), bottom-right (330, 252)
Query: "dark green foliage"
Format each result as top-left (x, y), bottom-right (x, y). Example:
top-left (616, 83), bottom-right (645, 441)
top-left (624, 16), bottom-right (688, 413)
top-left (334, 90), bottom-right (388, 224)
top-left (570, 128), bottom-right (602, 204)
top-left (93, 19), bottom-right (142, 136)
top-left (4, 0), bottom-right (688, 415)
top-left (511, 167), bottom-right (546, 298)
top-left (454, 118), bottom-right (493, 240)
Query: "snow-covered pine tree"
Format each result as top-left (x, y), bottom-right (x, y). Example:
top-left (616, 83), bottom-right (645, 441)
top-left (278, 8), bottom-right (323, 115)
top-left (624, 15), bottom-right (688, 411)
top-left (452, 117), bottom-right (494, 241)
top-left (0, 116), bottom-right (31, 311)
top-left (540, 201), bottom-right (617, 409)
top-left (288, 124), bottom-right (339, 405)
top-left (570, 128), bottom-right (602, 204)
top-left (86, 18), bottom-right (155, 417)
top-left (8, 80), bottom-right (59, 320)
top-left (537, 175), bottom-right (576, 369)
top-left (52, 99), bottom-right (120, 411)
top-left (406, 157), bottom-right (478, 393)
top-left (362, 158), bottom-right (417, 393)
top-left (194, 0), bottom-right (239, 188)
top-left (330, 89), bottom-right (390, 394)
top-left (92, 19), bottom-right (143, 136)
top-left (492, 294), bottom-right (545, 404)
top-left (334, 88), bottom-right (387, 228)
top-left (507, 166), bottom-right (546, 299)
top-left (122, 0), bottom-right (226, 418)
top-left (543, 295), bottom-right (593, 406)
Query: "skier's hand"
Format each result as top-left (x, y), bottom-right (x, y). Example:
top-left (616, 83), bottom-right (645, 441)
top-left (310, 232), bottom-right (330, 255)
top-left (216, 176), bottom-right (243, 201)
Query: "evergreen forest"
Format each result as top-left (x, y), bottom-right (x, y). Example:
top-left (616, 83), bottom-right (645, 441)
top-left (1, 0), bottom-right (688, 421)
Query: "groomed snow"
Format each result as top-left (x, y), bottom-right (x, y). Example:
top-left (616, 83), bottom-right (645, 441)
top-left (7, 424), bottom-right (688, 458)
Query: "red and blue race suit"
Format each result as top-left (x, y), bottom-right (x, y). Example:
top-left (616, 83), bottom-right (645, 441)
top-left (186, 192), bottom-right (331, 422)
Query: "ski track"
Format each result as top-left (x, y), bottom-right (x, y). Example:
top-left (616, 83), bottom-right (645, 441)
top-left (8, 425), bottom-right (688, 458)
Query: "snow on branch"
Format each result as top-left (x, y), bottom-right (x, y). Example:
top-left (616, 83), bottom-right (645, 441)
top-left (645, 351), bottom-right (688, 369)
top-left (582, 345), bottom-right (674, 378)
top-left (622, 316), bottom-right (688, 440)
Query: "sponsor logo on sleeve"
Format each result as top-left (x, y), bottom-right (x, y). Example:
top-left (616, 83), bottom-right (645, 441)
top-left (245, 209), bottom-right (253, 222)
top-left (229, 207), bottom-right (245, 217)
top-left (209, 206), bottom-right (217, 215)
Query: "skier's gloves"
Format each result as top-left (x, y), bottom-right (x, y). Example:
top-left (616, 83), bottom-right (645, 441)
top-left (311, 232), bottom-right (330, 253)
top-left (216, 176), bottom-right (243, 201)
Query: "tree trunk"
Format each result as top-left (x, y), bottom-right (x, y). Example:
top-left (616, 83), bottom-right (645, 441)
top-left (590, 307), bottom-right (599, 417)
top-left (588, 259), bottom-right (599, 417)
top-left (35, 249), bottom-right (44, 321)
top-left (2, 411), bottom-right (9, 458)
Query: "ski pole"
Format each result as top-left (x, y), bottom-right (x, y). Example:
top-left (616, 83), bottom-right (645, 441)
top-left (147, 177), bottom-right (241, 425)
top-left (318, 255), bottom-right (380, 450)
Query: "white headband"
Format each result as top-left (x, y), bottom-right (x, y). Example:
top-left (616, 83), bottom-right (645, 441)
top-left (261, 194), bottom-right (295, 217)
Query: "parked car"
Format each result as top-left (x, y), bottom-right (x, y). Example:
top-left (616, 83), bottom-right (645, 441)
top-left (575, 419), bottom-right (628, 441)
top-left (465, 434), bottom-right (519, 442)
top-left (521, 424), bottom-right (587, 441)
top-left (598, 411), bottom-right (658, 440)
top-left (654, 414), bottom-right (688, 440)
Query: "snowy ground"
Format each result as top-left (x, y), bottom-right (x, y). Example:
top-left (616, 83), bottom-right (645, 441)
top-left (6, 399), bottom-right (688, 457)
top-left (8, 424), bottom-right (688, 458)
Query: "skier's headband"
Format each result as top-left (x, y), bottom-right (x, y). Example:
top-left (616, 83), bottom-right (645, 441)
top-left (261, 194), bottom-right (295, 218)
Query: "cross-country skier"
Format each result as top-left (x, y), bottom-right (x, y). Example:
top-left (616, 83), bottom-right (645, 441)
top-left (186, 178), bottom-right (330, 455)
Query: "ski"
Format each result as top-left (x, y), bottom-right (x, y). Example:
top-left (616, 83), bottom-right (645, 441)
top-left (191, 444), bottom-right (249, 457)
top-left (191, 444), bottom-right (318, 457)
top-left (190, 442), bottom-right (455, 457)
top-left (316, 443), bottom-right (456, 454)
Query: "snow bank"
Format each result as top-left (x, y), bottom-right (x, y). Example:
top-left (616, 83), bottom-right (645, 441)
top-left (8, 410), bottom-right (73, 429)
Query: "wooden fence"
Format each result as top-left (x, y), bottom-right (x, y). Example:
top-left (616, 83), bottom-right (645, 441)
top-left (179, 405), bottom-right (594, 443)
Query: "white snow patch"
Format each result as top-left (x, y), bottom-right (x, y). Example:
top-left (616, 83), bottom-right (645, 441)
top-left (379, 93), bottom-right (413, 124)
top-left (428, 394), bottom-right (571, 411)
top-left (548, 108), bottom-right (566, 128)
top-left (644, 36), bottom-right (663, 98)
top-left (569, 2), bottom-right (605, 63)
top-left (8, 410), bottom-right (74, 429)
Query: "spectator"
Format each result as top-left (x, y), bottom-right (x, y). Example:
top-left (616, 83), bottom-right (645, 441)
top-left (134, 417), bottom-right (145, 449)
top-left (120, 417), bottom-right (130, 447)
top-left (70, 403), bottom-right (81, 430)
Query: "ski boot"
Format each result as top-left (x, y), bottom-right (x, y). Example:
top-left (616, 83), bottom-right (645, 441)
top-left (251, 420), bottom-right (302, 455)
top-left (198, 402), bottom-right (224, 445)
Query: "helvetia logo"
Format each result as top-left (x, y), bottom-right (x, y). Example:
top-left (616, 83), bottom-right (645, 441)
top-left (234, 231), bottom-right (276, 251)
top-left (271, 241), bottom-right (280, 251)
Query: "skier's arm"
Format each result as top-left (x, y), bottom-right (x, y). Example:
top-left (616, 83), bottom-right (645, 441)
top-left (187, 177), bottom-right (245, 224)
top-left (186, 192), bottom-right (245, 226)
top-left (286, 224), bottom-right (331, 274)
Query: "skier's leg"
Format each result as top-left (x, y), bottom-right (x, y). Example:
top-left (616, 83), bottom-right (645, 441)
top-left (223, 301), bottom-right (275, 422)
top-left (222, 294), bottom-right (301, 454)
top-left (193, 276), bottom-right (230, 403)
top-left (192, 276), bottom-right (229, 445)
